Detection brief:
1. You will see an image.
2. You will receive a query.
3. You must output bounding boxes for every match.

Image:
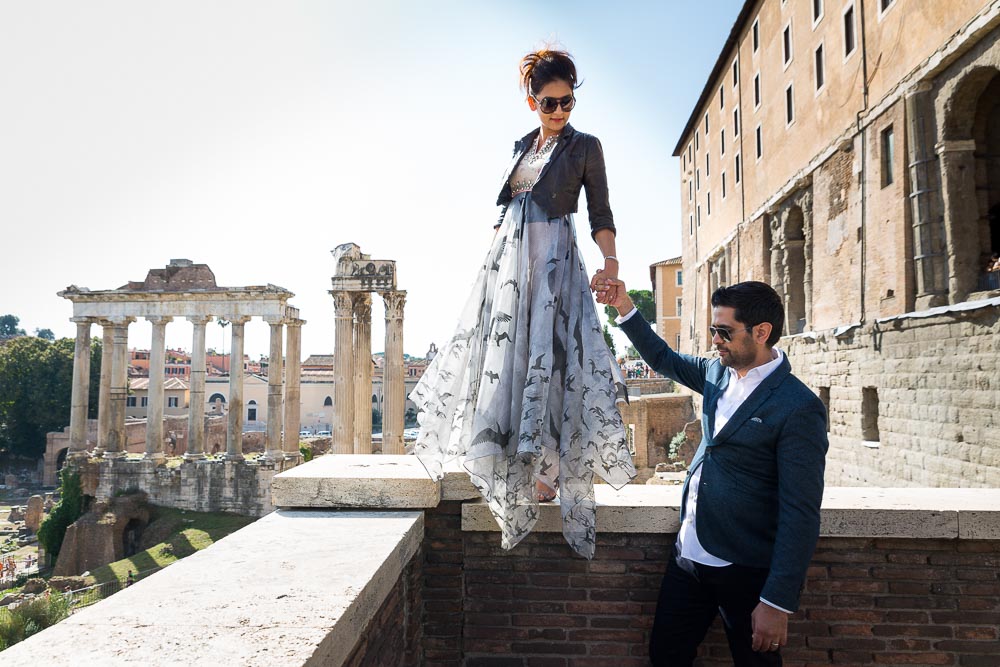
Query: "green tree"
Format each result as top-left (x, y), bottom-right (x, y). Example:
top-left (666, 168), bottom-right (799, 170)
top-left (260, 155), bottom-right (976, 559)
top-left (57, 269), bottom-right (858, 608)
top-left (35, 328), bottom-right (55, 341)
top-left (0, 335), bottom-right (102, 458)
top-left (37, 468), bottom-right (85, 560)
top-left (603, 325), bottom-right (617, 356)
top-left (604, 290), bottom-right (656, 329)
top-left (0, 314), bottom-right (25, 339)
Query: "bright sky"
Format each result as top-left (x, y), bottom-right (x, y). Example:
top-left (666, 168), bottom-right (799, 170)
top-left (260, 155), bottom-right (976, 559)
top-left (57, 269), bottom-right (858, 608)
top-left (0, 0), bottom-right (742, 359)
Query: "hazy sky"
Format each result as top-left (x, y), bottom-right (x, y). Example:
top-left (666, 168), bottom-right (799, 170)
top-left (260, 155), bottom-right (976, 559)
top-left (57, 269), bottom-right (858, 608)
top-left (0, 1), bottom-right (741, 359)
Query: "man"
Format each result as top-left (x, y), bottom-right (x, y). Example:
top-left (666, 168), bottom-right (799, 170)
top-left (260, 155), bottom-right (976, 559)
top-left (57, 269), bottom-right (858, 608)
top-left (599, 278), bottom-right (828, 666)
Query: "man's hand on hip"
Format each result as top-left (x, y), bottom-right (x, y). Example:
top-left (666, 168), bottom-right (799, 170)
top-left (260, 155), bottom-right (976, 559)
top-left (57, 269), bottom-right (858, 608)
top-left (751, 602), bottom-right (788, 652)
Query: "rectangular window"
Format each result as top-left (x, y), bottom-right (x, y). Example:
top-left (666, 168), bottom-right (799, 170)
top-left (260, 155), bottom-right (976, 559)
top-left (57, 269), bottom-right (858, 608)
top-left (697, 205), bottom-right (701, 227)
top-left (704, 112), bottom-right (709, 134)
top-left (141, 396), bottom-right (148, 407)
top-left (881, 125), bottom-right (895, 187)
top-left (695, 130), bottom-right (699, 151)
top-left (785, 84), bottom-right (795, 125)
top-left (862, 387), bottom-right (880, 442)
top-left (689, 214), bottom-right (694, 235)
top-left (720, 129), bottom-right (726, 156)
top-left (707, 192), bottom-right (711, 216)
top-left (815, 44), bottom-right (825, 90)
top-left (706, 152), bottom-right (710, 177)
top-left (689, 179), bottom-right (693, 201)
top-left (813, 0), bottom-right (824, 24)
top-left (688, 143), bottom-right (693, 162)
top-left (720, 85), bottom-right (724, 109)
top-left (168, 397), bottom-right (179, 408)
top-left (676, 270), bottom-right (683, 286)
top-left (696, 169), bottom-right (700, 191)
top-left (844, 5), bottom-right (856, 57)
top-left (755, 126), bottom-right (763, 160)
top-left (735, 153), bottom-right (742, 184)
top-left (722, 171), bottom-right (727, 199)
top-left (783, 24), bottom-right (793, 65)
top-left (753, 72), bottom-right (761, 109)
top-left (676, 297), bottom-right (683, 317)
top-left (752, 17), bottom-right (760, 52)
top-left (732, 59), bottom-right (739, 87)
top-left (127, 397), bottom-right (136, 407)
top-left (733, 108), bottom-right (740, 136)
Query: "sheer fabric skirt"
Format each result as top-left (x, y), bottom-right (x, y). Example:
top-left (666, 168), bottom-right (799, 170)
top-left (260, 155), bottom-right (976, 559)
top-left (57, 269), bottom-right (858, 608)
top-left (410, 192), bottom-right (636, 558)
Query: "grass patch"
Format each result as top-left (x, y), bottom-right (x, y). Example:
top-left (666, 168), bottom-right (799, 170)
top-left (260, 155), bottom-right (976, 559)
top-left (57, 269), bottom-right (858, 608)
top-left (85, 506), bottom-right (255, 585)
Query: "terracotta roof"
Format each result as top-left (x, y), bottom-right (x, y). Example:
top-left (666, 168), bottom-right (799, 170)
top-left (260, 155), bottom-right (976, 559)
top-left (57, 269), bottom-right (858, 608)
top-left (129, 377), bottom-right (189, 391)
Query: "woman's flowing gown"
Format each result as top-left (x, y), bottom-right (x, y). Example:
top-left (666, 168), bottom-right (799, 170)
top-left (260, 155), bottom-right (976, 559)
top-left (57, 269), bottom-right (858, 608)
top-left (410, 140), bottom-right (636, 559)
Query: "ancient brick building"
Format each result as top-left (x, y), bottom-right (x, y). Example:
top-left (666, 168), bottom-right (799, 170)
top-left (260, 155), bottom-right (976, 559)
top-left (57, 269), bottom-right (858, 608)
top-left (675, 0), bottom-right (1000, 485)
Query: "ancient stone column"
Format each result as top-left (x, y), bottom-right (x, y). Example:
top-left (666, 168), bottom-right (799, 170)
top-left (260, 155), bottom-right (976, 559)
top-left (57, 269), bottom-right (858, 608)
top-left (105, 317), bottom-right (133, 459)
top-left (95, 323), bottom-right (114, 457)
top-left (381, 290), bottom-right (406, 455)
top-left (67, 317), bottom-right (93, 461)
top-left (353, 293), bottom-right (373, 454)
top-left (264, 316), bottom-right (284, 462)
top-left (144, 316), bottom-right (171, 463)
top-left (225, 316), bottom-right (250, 461)
top-left (184, 316), bottom-right (210, 461)
top-left (936, 139), bottom-right (980, 304)
top-left (333, 292), bottom-right (355, 455)
top-left (282, 319), bottom-right (304, 459)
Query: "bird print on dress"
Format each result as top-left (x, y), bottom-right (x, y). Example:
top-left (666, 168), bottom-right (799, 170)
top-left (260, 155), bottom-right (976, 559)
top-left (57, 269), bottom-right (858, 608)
top-left (410, 189), bottom-right (635, 559)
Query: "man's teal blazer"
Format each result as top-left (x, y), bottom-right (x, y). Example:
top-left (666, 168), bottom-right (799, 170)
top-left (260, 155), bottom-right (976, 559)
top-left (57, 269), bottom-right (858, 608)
top-left (621, 311), bottom-right (828, 612)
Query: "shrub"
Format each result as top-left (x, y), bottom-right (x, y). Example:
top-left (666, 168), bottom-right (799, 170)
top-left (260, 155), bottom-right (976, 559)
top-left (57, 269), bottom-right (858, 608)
top-left (37, 468), bottom-right (85, 559)
top-left (299, 444), bottom-right (314, 462)
top-left (668, 432), bottom-right (686, 461)
top-left (0, 592), bottom-right (72, 650)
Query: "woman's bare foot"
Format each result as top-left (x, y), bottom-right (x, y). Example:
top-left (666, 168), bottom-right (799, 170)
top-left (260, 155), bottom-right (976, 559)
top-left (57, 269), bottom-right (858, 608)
top-left (536, 479), bottom-right (557, 502)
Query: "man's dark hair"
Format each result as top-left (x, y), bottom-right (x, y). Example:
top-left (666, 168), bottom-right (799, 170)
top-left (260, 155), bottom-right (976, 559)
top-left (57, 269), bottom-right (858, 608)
top-left (710, 281), bottom-right (784, 347)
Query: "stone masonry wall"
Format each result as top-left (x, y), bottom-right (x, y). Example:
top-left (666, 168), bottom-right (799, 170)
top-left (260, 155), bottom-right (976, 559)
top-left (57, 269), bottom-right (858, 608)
top-left (784, 305), bottom-right (1000, 487)
top-left (415, 504), bottom-right (1000, 666)
top-left (84, 457), bottom-right (294, 516)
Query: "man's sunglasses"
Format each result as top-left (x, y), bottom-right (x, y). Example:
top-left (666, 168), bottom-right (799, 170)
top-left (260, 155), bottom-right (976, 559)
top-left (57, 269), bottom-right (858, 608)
top-left (709, 325), bottom-right (754, 343)
top-left (532, 94), bottom-right (576, 114)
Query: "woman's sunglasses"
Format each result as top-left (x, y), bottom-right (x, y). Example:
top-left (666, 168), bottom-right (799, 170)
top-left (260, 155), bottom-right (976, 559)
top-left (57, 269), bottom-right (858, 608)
top-left (532, 94), bottom-right (576, 114)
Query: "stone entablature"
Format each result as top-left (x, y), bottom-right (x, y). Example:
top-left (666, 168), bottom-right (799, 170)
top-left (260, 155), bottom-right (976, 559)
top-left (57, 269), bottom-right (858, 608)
top-left (58, 259), bottom-right (305, 468)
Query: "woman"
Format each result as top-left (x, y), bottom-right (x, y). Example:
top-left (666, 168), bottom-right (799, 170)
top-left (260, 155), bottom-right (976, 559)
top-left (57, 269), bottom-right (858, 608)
top-left (410, 48), bottom-right (635, 559)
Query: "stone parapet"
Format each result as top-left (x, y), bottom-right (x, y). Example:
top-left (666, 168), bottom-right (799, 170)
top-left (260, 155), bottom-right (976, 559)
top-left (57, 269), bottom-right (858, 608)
top-left (1, 510), bottom-right (424, 667)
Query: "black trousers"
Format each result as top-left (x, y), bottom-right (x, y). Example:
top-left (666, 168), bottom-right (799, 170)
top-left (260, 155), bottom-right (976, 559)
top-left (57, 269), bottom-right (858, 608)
top-left (649, 545), bottom-right (781, 667)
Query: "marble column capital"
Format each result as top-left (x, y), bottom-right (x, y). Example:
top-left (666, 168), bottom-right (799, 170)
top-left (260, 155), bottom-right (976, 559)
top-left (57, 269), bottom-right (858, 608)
top-left (187, 315), bottom-right (212, 325)
top-left (381, 290), bottom-right (407, 319)
top-left (333, 291), bottom-right (355, 315)
top-left (285, 318), bottom-right (305, 328)
top-left (106, 316), bottom-right (136, 327)
top-left (70, 316), bottom-right (96, 325)
top-left (146, 316), bottom-right (173, 326)
top-left (263, 315), bottom-right (286, 326)
top-left (225, 315), bottom-right (252, 326)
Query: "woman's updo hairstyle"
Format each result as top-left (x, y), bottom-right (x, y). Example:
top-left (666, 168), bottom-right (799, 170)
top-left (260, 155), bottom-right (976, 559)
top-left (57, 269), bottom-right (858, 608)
top-left (519, 48), bottom-right (579, 96)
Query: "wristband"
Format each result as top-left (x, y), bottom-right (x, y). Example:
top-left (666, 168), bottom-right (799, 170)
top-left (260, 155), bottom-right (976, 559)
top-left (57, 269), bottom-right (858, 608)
top-left (604, 255), bottom-right (619, 263)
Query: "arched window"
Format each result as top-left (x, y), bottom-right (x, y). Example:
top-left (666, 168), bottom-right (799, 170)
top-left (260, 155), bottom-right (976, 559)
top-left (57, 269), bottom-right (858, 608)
top-left (208, 393), bottom-right (226, 404)
top-left (323, 396), bottom-right (333, 407)
top-left (247, 400), bottom-right (257, 422)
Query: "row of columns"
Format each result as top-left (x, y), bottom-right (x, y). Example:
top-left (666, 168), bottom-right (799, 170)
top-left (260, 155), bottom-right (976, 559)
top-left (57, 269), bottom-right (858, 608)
top-left (332, 290), bottom-right (406, 456)
top-left (66, 315), bottom-right (304, 465)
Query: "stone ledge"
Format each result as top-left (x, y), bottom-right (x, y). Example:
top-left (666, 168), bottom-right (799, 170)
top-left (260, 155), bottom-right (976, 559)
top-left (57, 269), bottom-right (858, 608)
top-left (272, 454), bottom-right (439, 508)
top-left (2, 509), bottom-right (424, 667)
top-left (462, 486), bottom-right (1000, 539)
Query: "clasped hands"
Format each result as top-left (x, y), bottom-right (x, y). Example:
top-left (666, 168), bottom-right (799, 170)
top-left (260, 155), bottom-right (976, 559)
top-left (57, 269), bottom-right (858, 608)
top-left (590, 269), bottom-right (634, 316)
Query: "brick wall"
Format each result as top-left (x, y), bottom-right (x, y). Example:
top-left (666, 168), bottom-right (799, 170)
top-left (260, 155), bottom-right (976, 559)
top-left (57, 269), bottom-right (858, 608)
top-left (345, 546), bottom-right (424, 667)
top-left (414, 506), bottom-right (1000, 666)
